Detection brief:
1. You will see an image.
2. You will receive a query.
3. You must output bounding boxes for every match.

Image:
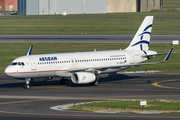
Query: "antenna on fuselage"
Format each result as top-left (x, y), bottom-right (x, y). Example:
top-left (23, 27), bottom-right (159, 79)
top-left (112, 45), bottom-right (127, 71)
top-left (27, 45), bottom-right (33, 56)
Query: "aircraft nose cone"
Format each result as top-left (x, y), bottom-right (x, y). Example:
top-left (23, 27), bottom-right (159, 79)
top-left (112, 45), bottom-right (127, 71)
top-left (4, 67), bottom-right (8, 74)
top-left (4, 66), bottom-right (21, 78)
top-left (4, 66), bottom-right (13, 77)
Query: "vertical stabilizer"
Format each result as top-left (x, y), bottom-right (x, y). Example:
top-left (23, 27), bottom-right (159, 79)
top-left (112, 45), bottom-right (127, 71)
top-left (125, 16), bottom-right (154, 51)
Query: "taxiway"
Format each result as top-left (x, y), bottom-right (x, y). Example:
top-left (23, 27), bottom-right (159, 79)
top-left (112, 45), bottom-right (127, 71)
top-left (0, 71), bottom-right (180, 119)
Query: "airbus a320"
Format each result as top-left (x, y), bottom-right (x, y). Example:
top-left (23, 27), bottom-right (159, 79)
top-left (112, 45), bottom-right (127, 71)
top-left (5, 16), bottom-right (173, 89)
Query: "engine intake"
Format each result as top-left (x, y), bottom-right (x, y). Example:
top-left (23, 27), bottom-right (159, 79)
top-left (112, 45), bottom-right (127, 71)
top-left (71, 72), bottom-right (96, 84)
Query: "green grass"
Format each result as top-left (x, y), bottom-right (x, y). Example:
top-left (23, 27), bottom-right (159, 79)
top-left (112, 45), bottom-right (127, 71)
top-left (163, 1), bottom-right (180, 8)
top-left (70, 100), bottom-right (180, 113)
top-left (73, 11), bottom-right (180, 15)
top-left (64, 109), bottom-right (93, 112)
top-left (0, 13), bottom-right (180, 35)
top-left (0, 10), bottom-right (17, 13)
top-left (0, 43), bottom-right (179, 74)
top-left (107, 11), bottom-right (180, 15)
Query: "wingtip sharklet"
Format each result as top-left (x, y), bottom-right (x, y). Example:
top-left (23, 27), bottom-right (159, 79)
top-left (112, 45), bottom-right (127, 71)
top-left (140, 48), bottom-right (173, 65)
top-left (27, 45), bottom-right (33, 56)
top-left (163, 48), bottom-right (173, 62)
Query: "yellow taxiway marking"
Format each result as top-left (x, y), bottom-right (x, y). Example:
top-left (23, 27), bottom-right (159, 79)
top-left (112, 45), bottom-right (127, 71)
top-left (152, 79), bottom-right (180, 89)
top-left (0, 99), bottom-right (52, 105)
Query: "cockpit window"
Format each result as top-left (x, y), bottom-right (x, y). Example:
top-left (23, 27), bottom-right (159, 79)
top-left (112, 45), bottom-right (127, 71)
top-left (21, 62), bottom-right (25, 66)
top-left (11, 62), bottom-right (25, 66)
top-left (12, 62), bottom-right (17, 65)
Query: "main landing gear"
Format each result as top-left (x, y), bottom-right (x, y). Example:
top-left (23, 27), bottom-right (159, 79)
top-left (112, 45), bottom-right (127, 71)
top-left (24, 78), bottom-right (31, 89)
top-left (89, 76), bottom-right (99, 86)
top-left (60, 78), bottom-right (69, 85)
top-left (89, 80), bottom-right (99, 86)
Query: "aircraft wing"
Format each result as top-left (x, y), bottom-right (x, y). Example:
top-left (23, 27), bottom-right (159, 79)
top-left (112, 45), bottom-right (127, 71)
top-left (68, 64), bottom-right (138, 72)
top-left (140, 48), bottom-right (173, 65)
top-left (142, 50), bottom-right (175, 58)
top-left (68, 48), bottom-right (173, 73)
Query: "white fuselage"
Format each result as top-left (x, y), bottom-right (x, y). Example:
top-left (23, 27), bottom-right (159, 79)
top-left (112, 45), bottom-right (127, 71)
top-left (5, 50), bottom-right (155, 79)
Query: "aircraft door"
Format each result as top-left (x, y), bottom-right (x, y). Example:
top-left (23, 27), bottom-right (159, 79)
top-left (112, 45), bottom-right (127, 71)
top-left (71, 59), bottom-right (78, 66)
top-left (129, 52), bottom-right (135, 64)
top-left (29, 58), bottom-right (37, 70)
top-left (71, 59), bottom-right (74, 65)
top-left (75, 59), bottom-right (78, 65)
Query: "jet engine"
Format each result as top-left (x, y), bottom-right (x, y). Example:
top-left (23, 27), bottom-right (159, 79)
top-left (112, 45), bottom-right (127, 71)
top-left (32, 77), bottom-right (53, 82)
top-left (71, 72), bottom-right (96, 84)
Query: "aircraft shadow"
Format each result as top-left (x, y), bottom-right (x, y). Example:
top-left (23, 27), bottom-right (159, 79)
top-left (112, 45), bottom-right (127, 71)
top-left (67, 73), bottom-right (140, 87)
top-left (0, 73), bottom-right (140, 88)
top-left (99, 73), bottom-right (140, 82)
top-left (0, 80), bottom-right (60, 89)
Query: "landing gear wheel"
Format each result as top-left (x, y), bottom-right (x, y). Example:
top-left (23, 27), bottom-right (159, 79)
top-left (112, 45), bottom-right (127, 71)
top-left (24, 85), bottom-right (30, 89)
top-left (60, 79), bottom-right (64, 85)
top-left (90, 80), bottom-right (99, 86)
top-left (60, 79), bottom-right (69, 85)
top-left (65, 79), bottom-right (69, 85)
top-left (24, 78), bottom-right (31, 89)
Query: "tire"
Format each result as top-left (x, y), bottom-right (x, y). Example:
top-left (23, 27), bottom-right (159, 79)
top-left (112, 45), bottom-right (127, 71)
top-left (24, 85), bottom-right (30, 89)
top-left (65, 79), bottom-right (69, 85)
top-left (90, 80), bottom-right (99, 86)
top-left (60, 79), bottom-right (65, 85)
top-left (60, 79), bottom-right (69, 85)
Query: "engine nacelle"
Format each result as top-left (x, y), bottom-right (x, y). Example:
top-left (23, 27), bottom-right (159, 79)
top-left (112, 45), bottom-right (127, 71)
top-left (32, 77), bottom-right (53, 82)
top-left (71, 72), bottom-right (96, 84)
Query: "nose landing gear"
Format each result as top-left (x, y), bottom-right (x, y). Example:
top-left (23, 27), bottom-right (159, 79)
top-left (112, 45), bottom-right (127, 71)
top-left (24, 78), bottom-right (31, 89)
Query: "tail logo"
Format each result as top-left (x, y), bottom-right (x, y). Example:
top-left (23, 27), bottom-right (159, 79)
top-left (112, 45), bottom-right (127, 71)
top-left (131, 24), bottom-right (152, 50)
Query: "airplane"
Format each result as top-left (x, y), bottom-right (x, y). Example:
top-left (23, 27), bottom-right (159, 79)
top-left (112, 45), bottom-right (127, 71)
top-left (4, 16), bottom-right (173, 89)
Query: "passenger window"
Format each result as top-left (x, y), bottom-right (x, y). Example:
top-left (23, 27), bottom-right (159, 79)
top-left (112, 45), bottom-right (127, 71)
top-left (18, 62), bottom-right (21, 66)
top-left (21, 62), bottom-right (25, 66)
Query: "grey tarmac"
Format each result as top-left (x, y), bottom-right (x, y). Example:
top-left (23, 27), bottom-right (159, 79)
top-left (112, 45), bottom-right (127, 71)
top-left (0, 71), bottom-right (180, 119)
top-left (0, 35), bottom-right (179, 43)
